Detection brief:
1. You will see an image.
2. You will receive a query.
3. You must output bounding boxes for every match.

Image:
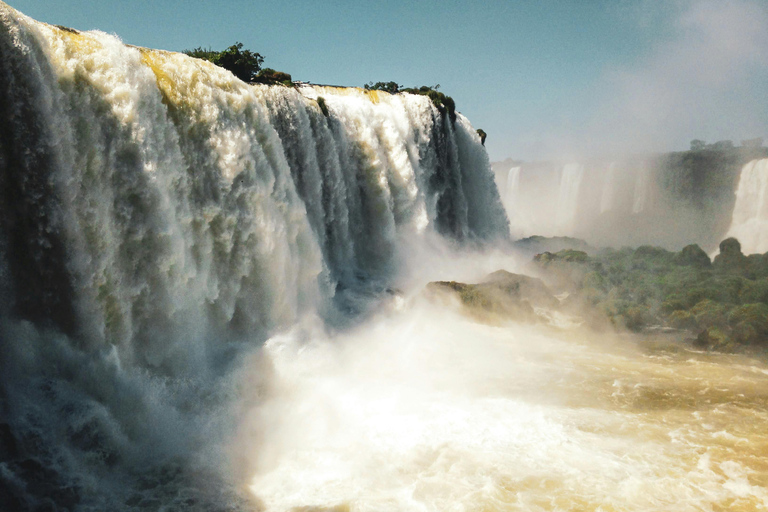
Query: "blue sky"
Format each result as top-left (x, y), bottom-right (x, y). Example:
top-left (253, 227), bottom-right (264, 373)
top-left (8, 0), bottom-right (768, 161)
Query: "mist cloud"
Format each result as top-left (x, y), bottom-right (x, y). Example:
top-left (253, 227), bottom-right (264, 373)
top-left (568, 0), bottom-right (768, 157)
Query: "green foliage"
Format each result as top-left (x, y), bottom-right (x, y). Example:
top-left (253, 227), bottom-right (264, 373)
top-left (532, 237), bottom-right (768, 351)
top-left (184, 46), bottom-right (219, 61)
top-left (361, 82), bottom-right (459, 122)
top-left (673, 244), bottom-right (711, 268)
top-left (741, 137), bottom-right (764, 148)
top-left (690, 139), bottom-right (735, 151)
top-left (364, 81), bottom-right (402, 93)
top-left (253, 68), bottom-right (292, 86)
top-left (690, 139), bottom-right (707, 151)
top-left (183, 42), bottom-right (264, 83)
top-left (401, 85), bottom-right (457, 122)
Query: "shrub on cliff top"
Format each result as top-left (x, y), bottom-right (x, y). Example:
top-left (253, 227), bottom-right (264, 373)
top-left (184, 43), bottom-right (264, 83)
top-left (253, 68), bottom-right (292, 86)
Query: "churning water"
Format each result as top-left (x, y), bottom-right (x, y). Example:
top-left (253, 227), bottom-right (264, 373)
top-left (245, 300), bottom-right (768, 511)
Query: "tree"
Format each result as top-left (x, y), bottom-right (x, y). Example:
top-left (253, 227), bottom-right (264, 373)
top-left (253, 68), bottom-right (293, 86)
top-left (364, 81), bottom-right (402, 94)
top-left (741, 137), bottom-right (764, 148)
top-left (708, 140), bottom-right (734, 150)
top-left (184, 42), bottom-right (264, 83)
top-left (690, 139), bottom-right (706, 151)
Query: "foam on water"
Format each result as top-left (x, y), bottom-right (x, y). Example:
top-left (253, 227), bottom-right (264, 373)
top-left (243, 299), bottom-right (768, 512)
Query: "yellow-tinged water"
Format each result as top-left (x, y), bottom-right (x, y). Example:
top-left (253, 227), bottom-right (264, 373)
top-left (243, 300), bottom-right (768, 511)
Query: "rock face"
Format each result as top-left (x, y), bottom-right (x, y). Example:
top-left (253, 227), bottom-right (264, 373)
top-left (713, 237), bottom-right (749, 273)
top-left (427, 270), bottom-right (559, 323)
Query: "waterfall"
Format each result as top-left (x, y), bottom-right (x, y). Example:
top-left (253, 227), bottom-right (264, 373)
top-left (0, 4), bottom-right (508, 350)
top-left (556, 163), bottom-right (584, 230)
top-left (0, 3), bottom-right (508, 508)
top-left (505, 165), bottom-right (521, 206)
top-left (599, 163), bottom-right (616, 214)
top-left (632, 164), bottom-right (649, 214)
top-left (724, 159), bottom-right (768, 255)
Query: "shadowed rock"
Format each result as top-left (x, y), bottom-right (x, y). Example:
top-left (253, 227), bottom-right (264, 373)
top-left (713, 237), bottom-right (749, 273)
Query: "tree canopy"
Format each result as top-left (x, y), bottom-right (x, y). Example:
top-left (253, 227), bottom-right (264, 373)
top-left (184, 43), bottom-right (264, 83)
top-left (364, 81), bottom-right (402, 94)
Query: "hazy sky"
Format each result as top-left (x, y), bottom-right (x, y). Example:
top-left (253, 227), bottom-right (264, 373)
top-left (8, 0), bottom-right (768, 161)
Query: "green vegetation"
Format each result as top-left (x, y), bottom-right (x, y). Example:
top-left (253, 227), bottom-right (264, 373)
top-left (253, 68), bottom-right (292, 86)
top-left (364, 81), bottom-right (402, 94)
top-left (690, 138), bottom-right (764, 151)
top-left (402, 86), bottom-right (456, 122)
top-left (533, 238), bottom-right (768, 351)
top-left (364, 82), bottom-right (457, 122)
top-left (428, 271), bottom-right (558, 324)
top-left (184, 43), bottom-right (293, 84)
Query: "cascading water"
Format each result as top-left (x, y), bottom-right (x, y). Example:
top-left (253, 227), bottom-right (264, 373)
top-left (724, 158), bottom-right (768, 254)
top-left (0, 3), bottom-right (508, 509)
top-left (599, 162), bottom-right (616, 214)
top-left (632, 164), bottom-right (649, 214)
top-left (555, 163), bottom-right (584, 231)
top-left (505, 166), bottom-right (521, 207)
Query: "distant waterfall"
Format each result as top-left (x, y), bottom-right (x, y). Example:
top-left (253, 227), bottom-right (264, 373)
top-left (505, 166), bottom-right (521, 206)
top-left (724, 159), bottom-right (768, 254)
top-left (632, 164), bottom-right (649, 214)
top-left (600, 163), bottom-right (616, 214)
top-left (556, 163), bottom-right (584, 230)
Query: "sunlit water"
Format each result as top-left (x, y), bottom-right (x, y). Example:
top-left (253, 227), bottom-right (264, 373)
top-left (242, 298), bottom-right (768, 512)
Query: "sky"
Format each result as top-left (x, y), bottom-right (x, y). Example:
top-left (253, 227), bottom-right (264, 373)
top-left (7, 0), bottom-right (768, 161)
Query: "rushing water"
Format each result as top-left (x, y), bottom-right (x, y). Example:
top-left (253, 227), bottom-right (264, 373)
top-left (725, 158), bottom-right (768, 255)
top-left (555, 163), bottom-right (584, 232)
top-left (1, 3), bottom-right (768, 511)
top-left (247, 299), bottom-right (768, 512)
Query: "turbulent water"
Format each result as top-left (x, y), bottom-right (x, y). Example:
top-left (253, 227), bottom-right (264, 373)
top-left (250, 303), bottom-right (768, 512)
top-left (2, 3), bottom-right (768, 512)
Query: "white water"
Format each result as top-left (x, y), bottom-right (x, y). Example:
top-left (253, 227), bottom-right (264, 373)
top-left (599, 163), bottom-right (617, 214)
top-left (0, 4), bottom-right (507, 509)
top-left (555, 163), bottom-right (584, 231)
top-left (505, 165), bottom-right (521, 206)
top-left (632, 163), bottom-right (649, 214)
top-left (724, 159), bottom-right (768, 254)
top-left (243, 299), bottom-right (768, 512)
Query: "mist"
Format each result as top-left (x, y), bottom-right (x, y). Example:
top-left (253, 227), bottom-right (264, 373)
top-left (232, 273), bottom-right (768, 511)
top-left (510, 0), bottom-right (768, 161)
